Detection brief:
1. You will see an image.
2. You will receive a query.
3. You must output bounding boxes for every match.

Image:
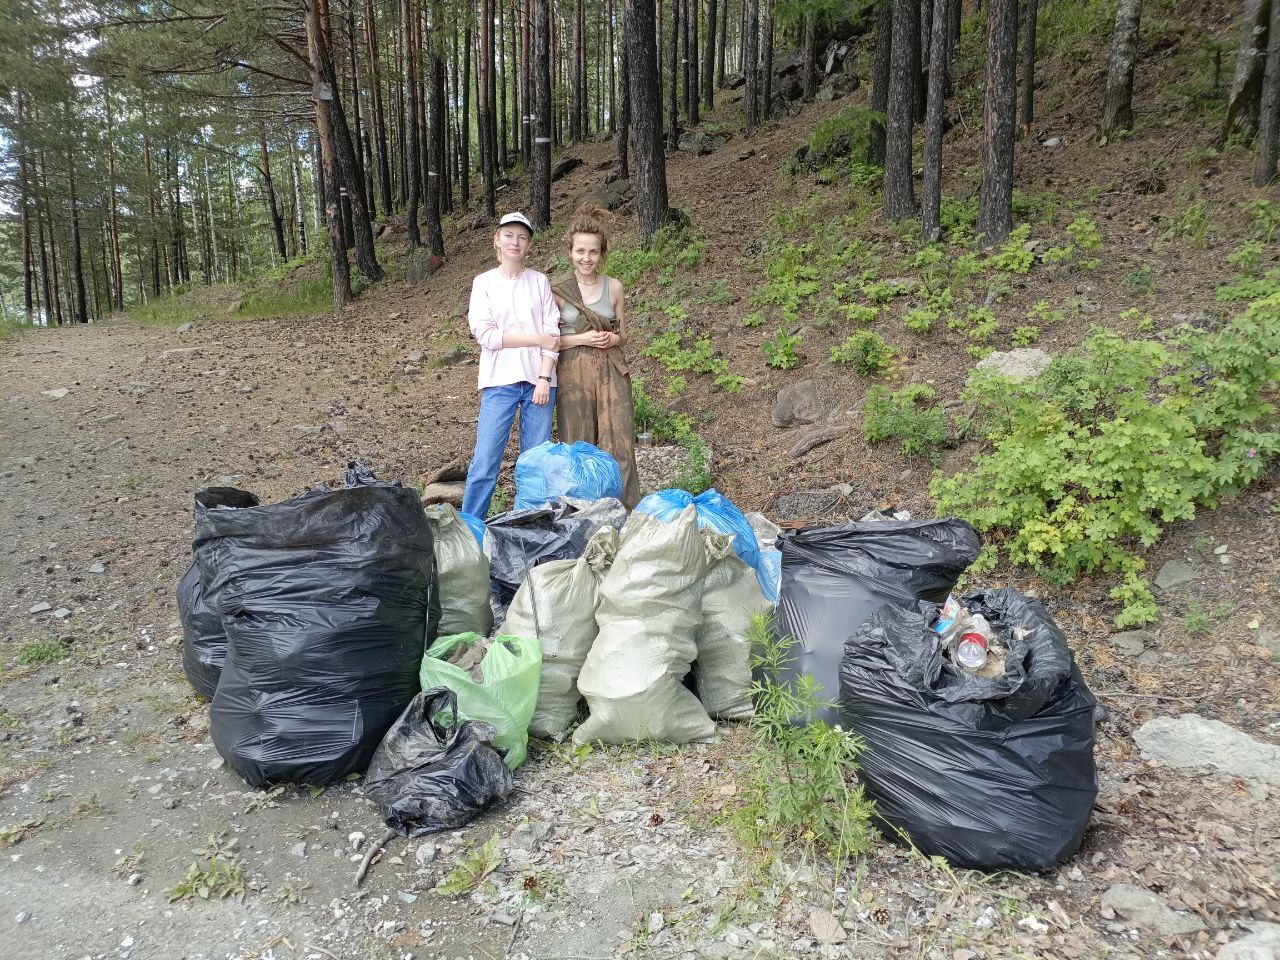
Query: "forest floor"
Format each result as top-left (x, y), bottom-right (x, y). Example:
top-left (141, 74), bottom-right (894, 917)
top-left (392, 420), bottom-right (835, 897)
top-left (3, 5), bottom-right (1280, 958)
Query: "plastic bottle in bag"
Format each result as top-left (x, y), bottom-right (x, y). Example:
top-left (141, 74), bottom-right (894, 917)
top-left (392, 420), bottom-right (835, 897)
top-left (955, 613), bottom-right (993, 671)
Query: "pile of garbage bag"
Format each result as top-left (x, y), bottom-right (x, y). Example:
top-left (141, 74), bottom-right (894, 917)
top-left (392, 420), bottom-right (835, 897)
top-left (514, 440), bottom-right (623, 510)
top-left (185, 470), bottom-right (440, 787)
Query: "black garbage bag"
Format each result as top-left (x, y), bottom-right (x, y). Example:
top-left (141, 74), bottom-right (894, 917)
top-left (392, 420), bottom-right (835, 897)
top-left (840, 589), bottom-right (1098, 871)
top-left (177, 488), bottom-right (260, 699)
top-left (485, 497), bottom-right (626, 621)
top-left (364, 688), bottom-right (514, 836)
top-left (775, 518), bottom-right (981, 723)
top-left (198, 481), bottom-right (439, 787)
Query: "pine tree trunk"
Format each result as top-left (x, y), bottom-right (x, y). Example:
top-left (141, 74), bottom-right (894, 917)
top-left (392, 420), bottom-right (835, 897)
top-left (290, 141), bottom-right (309, 256)
top-left (716, 0), bottom-right (728, 86)
top-left (916, 0), bottom-right (930, 121)
top-left (499, 0), bottom-right (510, 164)
top-left (1102, 0), bottom-right (1142, 137)
top-left (462, 21), bottom-right (472, 204)
top-left (921, 0), bottom-right (950, 242)
top-left (365, 0), bottom-right (395, 216)
top-left (978, 0), bottom-right (1017, 244)
top-left (761, 0), bottom-right (773, 115)
top-left (522, 0), bottom-right (533, 163)
top-left (307, 0), bottom-right (354, 306)
top-left (1223, 0), bottom-right (1271, 142)
top-left (868, 0), bottom-right (892, 165)
top-left (481, 0), bottom-right (498, 215)
top-left (532, 0), bottom-right (553, 227)
top-left (511, 0), bottom-right (521, 159)
top-left (142, 125), bottom-right (160, 296)
top-left (1257, 0), bottom-right (1280, 183)
top-left (18, 101), bottom-right (34, 318)
top-left (618, 5), bottom-right (632, 178)
top-left (258, 133), bottom-right (290, 259)
top-left (346, 1), bottom-right (371, 219)
top-left (67, 158), bottom-right (88, 323)
top-left (427, 0), bottom-right (447, 257)
top-left (669, 0), bottom-right (680, 146)
top-left (802, 8), bottom-right (816, 101)
top-left (625, 0), bottom-right (671, 241)
top-left (686, 0), bottom-right (699, 124)
top-left (743, 0), bottom-right (759, 131)
top-left (103, 92), bottom-right (124, 310)
top-left (403, 0), bottom-right (423, 246)
top-left (702, 0), bottom-right (716, 108)
top-left (884, 0), bottom-right (917, 220)
top-left (1020, 0), bottom-right (1038, 136)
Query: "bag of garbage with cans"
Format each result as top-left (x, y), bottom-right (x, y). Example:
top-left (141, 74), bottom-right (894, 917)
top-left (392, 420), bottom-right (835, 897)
top-left (363, 687), bottom-right (514, 836)
top-left (177, 489), bottom-right (260, 700)
top-left (575, 507), bottom-right (716, 745)
top-left (775, 518), bottom-right (981, 724)
top-left (839, 588), bottom-right (1098, 871)
top-left (425, 503), bottom-right (492, 637)
top-left (693, 530), bottom-right (768, 721)
top-left (502, 527), bottom-right (619, 741)
top-left (514, 440), bottom-right (623, 510)
top-left (420, 632), bottom-right (542, 769)
top-left (198, 478), bottom-right (439, 787)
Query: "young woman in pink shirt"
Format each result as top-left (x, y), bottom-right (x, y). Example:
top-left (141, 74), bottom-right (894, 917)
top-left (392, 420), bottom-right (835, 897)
top-left (461, 212), bottom-right (563, 518)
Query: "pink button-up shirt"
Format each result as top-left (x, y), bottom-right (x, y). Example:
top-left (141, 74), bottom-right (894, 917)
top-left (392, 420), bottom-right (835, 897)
top-left (468, 267), bottom-right (561, 389)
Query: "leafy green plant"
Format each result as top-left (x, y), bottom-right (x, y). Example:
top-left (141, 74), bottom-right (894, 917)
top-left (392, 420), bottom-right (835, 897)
top-left (762, 326), bottom-right (802, 369)
top-left (1027, 300), bottom-right (1063, 326)
top-left (1228, 240), bottom-right (1264, 273)
top-left (640, 329), bottom-right (727, 376)
top-left (665, 375), bottom-right (687, 397)
top-left (986, 224), bottom-right (1035, 275)
top-left (1243, 198), bottom-right (1279, 244)
top-left (842, 302), bottom-right (879, 324)
top-left (830, 330), bottom-right (897, 376)
top-left (168, 857), bottom-right (244, 901)
top-left (608, 225), bottom-right (705, 285)
top-left (1042, 244), bottom-right (1074, 266)
top-left (754, 241), bottom-right (821, 323)
top-left (1126, 265), bottom-right (1156, 294)
top-left (632, 380), bottom-right (714, 493)
top-left (437, 834), bottom-right (501, 896)
top-left (1182, 601), bottom-right (1211, 637)
top-left (940, 194), bottom-right (979, 246)
top-left (862, 384), bottom-right (948, 461)
top-left (903, 307), bottom-right (939, 333)
top-left (714, 372), bottom-right (746, 394)
top-left (949, 304), bottom-right (999, 343)
top-left (742, 311), bottom-right (765, 327)
top-left (933, 296), bottom-right (1280, 627)
top-left (723, 615), bottom-right (875, 864)
top-left (1066, 215), bottom-right (1102, 252)
top-left (1215, 271), bottom-right (1280, 303)
top-left (1012, 325), bottom-right (1040, 346)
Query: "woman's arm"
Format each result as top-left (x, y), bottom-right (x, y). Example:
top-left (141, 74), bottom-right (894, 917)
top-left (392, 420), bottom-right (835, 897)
top-left (609, 279), bottom-right (627, 348)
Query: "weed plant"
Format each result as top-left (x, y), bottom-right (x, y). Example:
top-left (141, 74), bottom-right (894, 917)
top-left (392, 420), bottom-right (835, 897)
top-left (724, 615), bottom-right (875, 866)
top-left (862, 385), bottom-right (948, 461)
top-left (830, 330), bottom-right (897, 375)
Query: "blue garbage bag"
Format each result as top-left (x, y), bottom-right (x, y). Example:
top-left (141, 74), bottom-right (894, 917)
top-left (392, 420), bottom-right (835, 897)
top-left (459, 510), bottom-right (486, 547)
top-left (635, 488), bottom-right (763, 582)
top-left (759, 548), bottom-right (781, 604)
top-left (514, 441), bottom-right (623, 510)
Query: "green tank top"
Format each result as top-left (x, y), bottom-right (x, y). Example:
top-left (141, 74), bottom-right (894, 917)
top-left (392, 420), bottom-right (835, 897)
top-left (559, 276), bottom-right (614, 336)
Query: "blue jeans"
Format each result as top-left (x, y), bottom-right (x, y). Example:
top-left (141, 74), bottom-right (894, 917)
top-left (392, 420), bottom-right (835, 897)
top-left (462, 382), bottom-right (556, 518)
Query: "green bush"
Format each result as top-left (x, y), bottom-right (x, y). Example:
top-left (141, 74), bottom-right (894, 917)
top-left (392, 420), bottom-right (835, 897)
top-left (932, 298), bottom-right (1280, 626)
top-left (762, 326), bottom-right (802, 369)
top-left (631, 379), bottom-right (713, 493)
top-left (792, 104), bottom-right (882, 174)
top-left (862, 384), bottom-right (948, 461)
top-left (830, 330), bottom-right (896, 376)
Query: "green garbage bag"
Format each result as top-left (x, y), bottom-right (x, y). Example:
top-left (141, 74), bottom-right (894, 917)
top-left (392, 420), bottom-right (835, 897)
top-left (420, 632), bottom-right (541, 769)
top-left (424, 504), bottom-right (493, 638)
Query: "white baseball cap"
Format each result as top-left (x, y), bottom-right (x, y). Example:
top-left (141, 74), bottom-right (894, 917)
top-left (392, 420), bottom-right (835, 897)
top-left (498, 211), bottom-right (534, 234)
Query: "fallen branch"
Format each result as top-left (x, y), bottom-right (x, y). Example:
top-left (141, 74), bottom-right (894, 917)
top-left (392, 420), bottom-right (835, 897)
top-left (353, 828), bottom-right (398, 886)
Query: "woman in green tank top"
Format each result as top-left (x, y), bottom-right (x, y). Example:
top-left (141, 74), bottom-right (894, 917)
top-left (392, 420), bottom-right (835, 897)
top-left (549, 203), bottom-right (640, 507)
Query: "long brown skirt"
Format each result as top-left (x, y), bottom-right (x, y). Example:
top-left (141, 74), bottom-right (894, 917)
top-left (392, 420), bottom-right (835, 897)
top-left (556, 345), bottom-right (641, 508)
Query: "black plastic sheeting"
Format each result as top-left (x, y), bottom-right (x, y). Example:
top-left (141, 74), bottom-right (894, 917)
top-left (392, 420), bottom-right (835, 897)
top-left (364, 688), bottom-right (514, 836)
top-left (197, 480), bottom-right (440, 787)
top-left (485, 498), bottom-right (626, 619)
top-left (774, 518), bottom-right (981, 723)
top-left (840, 589), bottom-right (1098, 871)
top-left (177, 489), bottom-right (260, 700)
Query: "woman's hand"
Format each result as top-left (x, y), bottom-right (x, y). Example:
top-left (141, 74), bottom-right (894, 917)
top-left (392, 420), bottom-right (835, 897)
top-left (537, 332), bottom-right (561, 351)
top-left (585, 330), bottom-right (612, 349)
top-left (533, 380), bottom-right (551, 405)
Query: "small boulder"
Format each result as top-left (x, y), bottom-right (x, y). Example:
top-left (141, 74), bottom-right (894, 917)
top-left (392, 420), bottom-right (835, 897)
top-left (677, 131), bottom-right (729, 155)
top-left (1108, 630), bottom-right (1151, 657)
top-left (1218, 922), bottom-right (1280, 960)
top-left (1100, 884), bottom-right (1205, 937)
top-left (406, 252), bottom-right (444, 285)
top-left (772, 379), bottom-right (827, 428)
top-left (815, 73), bottom-right (859, 103)
top-left (1134, 714), bottom-right (1280, 786)
top-left (973, 347), bottom-right (1052, 380)
top-left (438, 346), bottom-right (471, 367)
top-left (551, 156), bottom-right (583, 182)
top-left (176, 321), bottom-right (196, 334)
top-left (421, 482), bottom-right (465, 507)
top-left (41, 388), bottom-right (70, 399)
top-left (1154, 558), bottom-right (1200, 591)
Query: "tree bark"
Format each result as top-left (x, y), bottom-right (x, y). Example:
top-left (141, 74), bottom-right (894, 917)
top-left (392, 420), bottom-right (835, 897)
top-left (427, 0), bottom-right (447, 257)
top-left (716, 0), bottom-right (728, 86)
top-left (532, 0), bottom-right (553, 227)
top-left (481, 0), bottom-right (498, 215)
top-left (921, 0), bottom-right (950, 242)
top-left (868, 0), bottom-right (892, 165)
top-left (761, 0), bottom-right (773, 116)
top-left (1257, 0), bottom-right (1280, 183)
top-left (978, 0), bottom-right (1017, 244)
top-left (1223, 0), bottom-right (1271, 142)
top-left (883, 0), bottom-right (918, 220)
top-left (346, 0), bottom-right (371, 219)
top-left (689, 0), bottom-right (701, 125)
top-left (67, 156), bottom-right (88, 323)
top-left (625, 0), bottom-right (671, 242)
top-left (364, 0), bottom-right (395, 216)
top-left (916, 0), bottom-right (931, 121)
top-left (103, 91), bottom-right (124, 310)
top-left (1102, 0), bottom-right (1142, 137)
top-left (403, 0), bottom-right (423, 247)
top-left (307, 0), bottom-right (353, 306)
top-left (1020, 0), bottom-right (1038, 136)
top-left (802, 7), bottom-right (816, 101)
top-left (290, 140), bottom-right (309, 256)
top-left (618, 5), bottom-right (632, 178)
top-left (500, 0), bottom-right (510, 164)
top-left (702, 0), bottom-right (717, 108)
top-left (669, 0), bottom-right (680, 147)
top-left (743, 0), bottom-right (759, 131)
top-left (462, 20), bottom-right (472, 204)
top-left (17, 96), bottom-right (34, 319)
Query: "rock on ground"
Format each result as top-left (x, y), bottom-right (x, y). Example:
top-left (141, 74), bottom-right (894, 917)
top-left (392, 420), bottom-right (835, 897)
top-left (1100, 883), bottom-right (1206, 936)
top-left (1134, 714), bottom-right (1280, 786)
top-left (973, 347), bottom-right (1052, 380)
top-left (1218, 922), bottom-right (1280, 960)
top-left (1154, 558), bottom-right (1200, 591)
top-left (772, 379), bottom-right (827, 428)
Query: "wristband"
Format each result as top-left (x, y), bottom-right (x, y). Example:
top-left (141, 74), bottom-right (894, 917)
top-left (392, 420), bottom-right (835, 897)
top-left (538, 375), bottom-right (552, 382)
